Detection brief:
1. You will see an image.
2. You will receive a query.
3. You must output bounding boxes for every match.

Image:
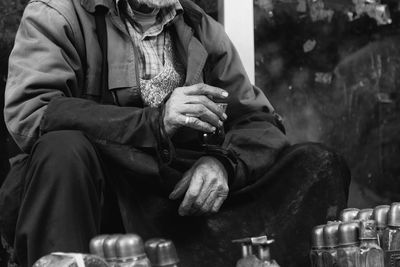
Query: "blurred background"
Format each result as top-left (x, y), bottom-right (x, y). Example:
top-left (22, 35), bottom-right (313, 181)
top-left (1, 0), bottom-right (400, 216)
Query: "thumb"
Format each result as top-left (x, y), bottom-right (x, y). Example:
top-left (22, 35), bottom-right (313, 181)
top-left (169, 171), bottom-right (192, 200)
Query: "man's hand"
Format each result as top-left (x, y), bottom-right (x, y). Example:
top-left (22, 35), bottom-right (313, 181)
top-left (169, 156), bottom-right (229, 216)
top-left (163, 84), bottom-right (228, 137)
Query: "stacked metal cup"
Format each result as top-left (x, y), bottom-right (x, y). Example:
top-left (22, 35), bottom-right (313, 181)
top-left (104, 235), bottom-right (123, 267)
top-left (383, 203), bottom-right (400, 251)
top-left (373, 205), bottom-right (390, 247)
top-left (359, 220), bottom-right (384, 267)
top-left (322, 222), bottom-right (341, 267)
top-left (310, 225), bottom-right (325, 267)
top-left (339, 208), bottom-right (360, 223)
top-left (145, 239), bottom-right (179, 267)
top-left (356, 209), bottom-right (374, 221)
top-left (336, 221), bottom-right (360, 267)
top-left (115, 234), bottom-right (152, 267)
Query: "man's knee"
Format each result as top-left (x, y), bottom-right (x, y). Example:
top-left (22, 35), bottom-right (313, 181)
top-left (28, 130), bottom-right (102, 188)
top-left (288, 142), bottom-right (351, 194)
top-left (289, 143), bottom-right (348, 172)
top-left (32, 130), bottom-right (96, 162)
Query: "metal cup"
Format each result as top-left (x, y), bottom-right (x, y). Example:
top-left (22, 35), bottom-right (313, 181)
top-left (338, 221), bottom-right (359, 246)
top-left (145, 239), bottom-right (179, 266)
top-left (115, 234), bottom-right (146, 259)
top-left (323, 222), bottom-right (341, 248)
top-left (311, 225), bottom-right (325, 249)
top-left (356, 208), bottom-right (373, 221)
top-left (90, 235), bottom-right (109, 258)
top-left (339, 208), bottom-right (360, 222)
top-left (388, 202), bottom-right (400, 227)
top-left (359, 220), bottom-right (378, 240)
top-left (373, 205), bottom-right (390, 229)
top-left (145, 238), bottom-right (167, 264)
top-left (103, 234), bottom-right (122, 263)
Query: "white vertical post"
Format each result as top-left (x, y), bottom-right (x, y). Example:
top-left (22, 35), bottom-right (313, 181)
top-left (219, 0), bottom-right (255, 84)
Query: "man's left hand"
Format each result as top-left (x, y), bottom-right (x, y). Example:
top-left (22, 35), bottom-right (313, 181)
top-left (169, 156), bottom-right (229, 216)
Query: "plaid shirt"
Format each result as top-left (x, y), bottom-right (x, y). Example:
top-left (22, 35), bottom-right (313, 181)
top-left (117, 0), bottom-right (183, 80)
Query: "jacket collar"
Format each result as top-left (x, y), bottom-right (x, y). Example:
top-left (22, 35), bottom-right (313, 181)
top-left (81, 0), bottom-right (115, 13)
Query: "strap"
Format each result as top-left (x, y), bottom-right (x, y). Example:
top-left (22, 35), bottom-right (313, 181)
top-left (94, 6), bottom-right (114, 104)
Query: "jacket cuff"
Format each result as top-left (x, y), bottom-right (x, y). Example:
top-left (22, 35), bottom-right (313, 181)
top-left (156, 104), bottom-right (175, 164)
top-left (204, 146), bottom-right (238, 187)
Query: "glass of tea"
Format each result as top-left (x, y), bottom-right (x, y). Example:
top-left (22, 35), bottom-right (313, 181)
top-left (201, 103), bottom-right (227, 147)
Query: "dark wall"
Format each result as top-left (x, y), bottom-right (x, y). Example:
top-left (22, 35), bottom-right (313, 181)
top-left (0, 0), bottom-right (26, 185)
top-left (252, 0), bottom-right (400, 208)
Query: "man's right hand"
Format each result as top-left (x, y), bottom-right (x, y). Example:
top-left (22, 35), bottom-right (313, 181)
top-left (163, 84), bottom-right (229, 137)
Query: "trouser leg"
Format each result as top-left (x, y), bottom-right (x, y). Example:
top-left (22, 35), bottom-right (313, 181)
top-left (14, 131), bottom-right (107, 267)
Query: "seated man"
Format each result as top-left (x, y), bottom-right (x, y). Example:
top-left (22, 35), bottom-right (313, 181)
top-left (0, 0), bottom-right (350, 266)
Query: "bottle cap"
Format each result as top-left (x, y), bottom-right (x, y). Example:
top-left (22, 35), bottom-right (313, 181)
top-left (311, 225), bottom-right (325, 249)
top-left (90, 235), bottom-right (109, 258)
top-left (388, 202), bottom-right (400, 227)
top-left (338, 221), bottom-right (359, 246)
top-left (115, 234), bottom-right (145, 259)
top-left (373, 205), bottom-right (390, 228)
top-left (145, 239), bottom-right (179, 266)
top-left (356, 209), bottom-right (374, 221)
top-left (359, 220), bottom-right (378, 240)
top-left (323, 222), bottom-right (341, 248)
top-left (339, 208), bottom-right (360, 222)
top-left (103, 234), bottom-right (122, 261)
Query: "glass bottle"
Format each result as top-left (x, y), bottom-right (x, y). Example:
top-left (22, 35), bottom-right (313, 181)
top-left (359, 220), bottom-right (384, 267)
top-left (322, 222), bottom-right (341, 267)
top-left (310, 225), bottom-right (325, 267)
top-left (232, 237), bottom-right (262, 267)
top-left (372, 205), bottom-right (390, 247)
top-left (252, 236), bottom-right (280, 267)
top-left (337, 221), bottom-right (360, 267)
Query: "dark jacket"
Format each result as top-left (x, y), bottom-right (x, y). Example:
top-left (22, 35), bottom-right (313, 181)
top-left (4, 0), bottom-right (289, 189)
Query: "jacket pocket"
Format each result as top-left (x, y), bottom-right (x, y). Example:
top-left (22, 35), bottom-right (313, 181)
top-left (108, 63), bottom-right (142, 107)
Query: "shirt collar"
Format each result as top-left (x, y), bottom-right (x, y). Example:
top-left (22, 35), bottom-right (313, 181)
top-left (116, 0), bottom-right (183, 18)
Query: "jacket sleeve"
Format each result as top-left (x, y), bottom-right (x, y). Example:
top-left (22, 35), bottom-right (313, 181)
top-left (4, 2), bottom-right (161, 154)
top-left (200, 15), bottom-right (290, 190)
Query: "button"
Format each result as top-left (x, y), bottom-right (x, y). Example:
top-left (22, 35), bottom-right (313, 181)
top-left (162, 149), bottom-right (170, 160)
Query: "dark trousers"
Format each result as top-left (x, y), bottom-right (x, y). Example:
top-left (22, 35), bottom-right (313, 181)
top-left (0, 130), bottom-right (350, 267)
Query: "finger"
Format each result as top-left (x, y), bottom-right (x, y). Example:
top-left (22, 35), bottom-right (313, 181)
top-left (191, 179), bottom-right (217, 214)
top-left (182, 104), bottom-right (222, 128)
top-left (186, 96), bottom-right (227, 121)
top-left (179, 175), bottom-right (205, 216)
top-left (211, 195), bottom-right (227, 213)
top-left (180, 115), bottom-right (216, 133)
top-left (185, 84), bottom-right (229, 100)
top-left (169, 171), bottom-right (192, 200)
top-left (193, 189), bottom-right (219, 216)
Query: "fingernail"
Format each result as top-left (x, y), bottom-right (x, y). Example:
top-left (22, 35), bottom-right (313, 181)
top-left (218, 120), bottom-right (223, 127)
top-left (222, 113), bottom-right (227, 120)
top-left (211, 127), bottom-right (216, 132)
top-left (221, 91), bottom-right (229, 98)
